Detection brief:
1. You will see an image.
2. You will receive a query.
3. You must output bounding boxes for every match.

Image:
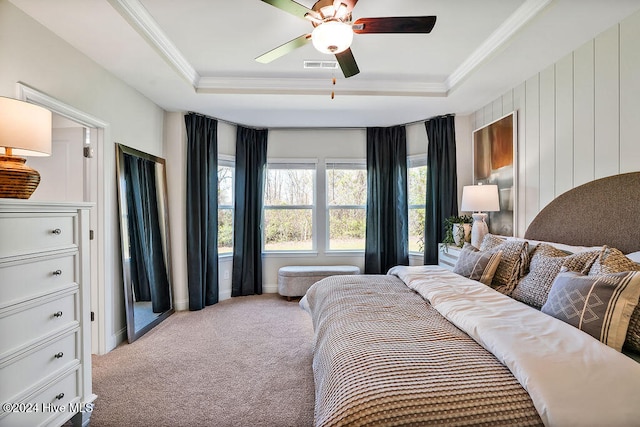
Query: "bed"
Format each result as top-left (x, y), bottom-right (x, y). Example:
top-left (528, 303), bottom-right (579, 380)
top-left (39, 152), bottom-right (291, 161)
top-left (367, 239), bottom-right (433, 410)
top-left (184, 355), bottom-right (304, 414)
top-left (301, 172), bottom-right (640, 427)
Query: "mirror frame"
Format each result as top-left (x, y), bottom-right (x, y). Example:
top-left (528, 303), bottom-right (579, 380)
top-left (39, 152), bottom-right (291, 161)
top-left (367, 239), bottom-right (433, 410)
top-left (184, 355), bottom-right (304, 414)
top-left (115, 143), bottom-right (174, 343)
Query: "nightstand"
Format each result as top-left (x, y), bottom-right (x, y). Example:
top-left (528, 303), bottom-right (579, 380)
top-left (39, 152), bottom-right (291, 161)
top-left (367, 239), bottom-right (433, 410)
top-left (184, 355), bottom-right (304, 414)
top-left (438, 244), bottom-right (462, 271)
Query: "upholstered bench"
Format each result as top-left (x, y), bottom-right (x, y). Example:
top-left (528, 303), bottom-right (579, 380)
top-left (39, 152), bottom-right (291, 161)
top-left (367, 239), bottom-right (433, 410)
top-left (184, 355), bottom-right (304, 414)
top-left (278, 265), bottom-right (360, 300)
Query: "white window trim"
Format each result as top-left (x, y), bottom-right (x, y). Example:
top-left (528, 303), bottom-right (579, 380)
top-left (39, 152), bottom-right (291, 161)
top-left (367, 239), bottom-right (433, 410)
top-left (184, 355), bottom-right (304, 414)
top-left (325, 159), bottom-right (367, 253)
top-left (263, 159), bottom-right (317, 253)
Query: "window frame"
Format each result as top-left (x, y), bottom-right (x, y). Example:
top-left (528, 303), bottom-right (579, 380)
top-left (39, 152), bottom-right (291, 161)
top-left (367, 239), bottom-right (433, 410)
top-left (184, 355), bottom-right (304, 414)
top-left (217, 154), bottom-right (235, 257)
top-left (407, 154), bottom-right (427, 256)
top-left (262, 159), bottom-right (318, 254)
top-left (325, 159), bottom-right (367, 253)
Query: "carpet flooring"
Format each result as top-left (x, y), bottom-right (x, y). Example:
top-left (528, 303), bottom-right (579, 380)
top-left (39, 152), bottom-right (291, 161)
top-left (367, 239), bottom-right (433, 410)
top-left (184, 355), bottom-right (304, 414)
top-left (89, 294), bottom-right (315, 427)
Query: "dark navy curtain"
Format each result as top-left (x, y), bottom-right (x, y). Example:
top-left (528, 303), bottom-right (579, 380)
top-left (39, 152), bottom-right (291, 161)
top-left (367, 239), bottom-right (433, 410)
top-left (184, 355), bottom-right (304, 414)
top-left (232, 126), bottom-right (268, 297)
top-left (122, 154), bottom-right (171, 313)
top-left (424, 114), bottom-right (458, 264)
top-left (364, 126), bottom-right (409, 274)
top-left (185, 113), bottom-right (219, 310)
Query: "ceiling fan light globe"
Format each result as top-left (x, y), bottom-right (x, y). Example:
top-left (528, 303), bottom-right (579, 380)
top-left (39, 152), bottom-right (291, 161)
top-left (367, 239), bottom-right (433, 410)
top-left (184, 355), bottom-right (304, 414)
top-left (311, 21), bottom-right (353, 54)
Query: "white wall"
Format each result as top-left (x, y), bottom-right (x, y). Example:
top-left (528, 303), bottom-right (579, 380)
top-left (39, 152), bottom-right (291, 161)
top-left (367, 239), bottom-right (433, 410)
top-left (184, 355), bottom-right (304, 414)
top-left (471, 9), bottom-right (640, 237)
top-left (1, 0), bottom-right (165, 353)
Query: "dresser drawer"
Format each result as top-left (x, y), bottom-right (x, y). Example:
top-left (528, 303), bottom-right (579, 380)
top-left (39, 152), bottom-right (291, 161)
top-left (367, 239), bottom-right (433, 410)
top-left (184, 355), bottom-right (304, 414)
top-left (0, 331), bottom-right (78, 403)
top-left (0, 254), bottom-right (76, 306)
top-left (0, 214), bottom-right (76, 258)
top-left (0, 291), bottom-right (78, 356)
top-left (0, 368), bottom-right (79, 427)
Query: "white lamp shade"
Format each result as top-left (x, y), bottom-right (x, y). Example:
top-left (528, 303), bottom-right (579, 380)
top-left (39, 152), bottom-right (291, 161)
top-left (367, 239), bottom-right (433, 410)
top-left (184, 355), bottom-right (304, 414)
top-left (460, 184), bottom-right (500, 212)
top-left (312, 21), bottom-right (353, 54)
top-left (0, 97), bottom-right (52, 157)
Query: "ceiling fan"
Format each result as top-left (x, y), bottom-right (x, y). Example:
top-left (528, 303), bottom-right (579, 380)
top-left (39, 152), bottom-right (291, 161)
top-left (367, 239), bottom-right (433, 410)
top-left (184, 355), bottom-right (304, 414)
top-left (256, 0), bottom-right (437, 78)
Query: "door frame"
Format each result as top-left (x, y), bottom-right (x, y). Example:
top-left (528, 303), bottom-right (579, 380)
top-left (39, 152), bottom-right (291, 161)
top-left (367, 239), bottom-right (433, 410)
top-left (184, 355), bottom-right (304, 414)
top-left (16, 82), bottom-right (109, 354)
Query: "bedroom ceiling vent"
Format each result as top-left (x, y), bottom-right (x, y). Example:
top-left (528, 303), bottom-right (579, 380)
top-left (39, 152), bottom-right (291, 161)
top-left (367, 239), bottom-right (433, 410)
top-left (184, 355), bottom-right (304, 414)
top-left (304, 60), bottom-right (339, 69)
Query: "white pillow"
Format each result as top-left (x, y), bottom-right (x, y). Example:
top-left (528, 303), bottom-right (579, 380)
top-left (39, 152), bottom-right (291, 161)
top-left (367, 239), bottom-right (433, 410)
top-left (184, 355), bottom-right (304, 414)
top-left (626, 251), bottom-right (640, 263)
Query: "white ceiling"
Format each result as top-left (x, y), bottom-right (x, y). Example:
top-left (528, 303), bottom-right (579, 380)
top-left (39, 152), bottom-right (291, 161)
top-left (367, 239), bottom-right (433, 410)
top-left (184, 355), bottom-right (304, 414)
top-left (9, 0), bottom-right (640, 128)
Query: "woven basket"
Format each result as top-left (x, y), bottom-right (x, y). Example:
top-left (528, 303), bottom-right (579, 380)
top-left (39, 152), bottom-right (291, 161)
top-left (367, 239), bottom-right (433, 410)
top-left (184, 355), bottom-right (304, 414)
top-left (0, 155), bottom-right (41, 199)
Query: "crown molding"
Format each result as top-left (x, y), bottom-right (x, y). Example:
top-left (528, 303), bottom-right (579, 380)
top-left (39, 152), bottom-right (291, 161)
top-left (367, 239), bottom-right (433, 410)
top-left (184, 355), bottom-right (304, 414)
top-left (445, 0), bottom-right (552, 91)
top-left (197, 76), bottom-right (448, 97)
top-left (107, 0), bottom-right (200, 88)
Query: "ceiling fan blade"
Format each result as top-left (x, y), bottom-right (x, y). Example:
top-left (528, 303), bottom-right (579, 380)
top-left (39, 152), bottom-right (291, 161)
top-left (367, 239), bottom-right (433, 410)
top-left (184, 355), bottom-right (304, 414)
top-left (260, 0), bottom-right (313, 19)
top-left (255, 34), bottom-right (311, 63)
top-left (334, 0), bottom-right (358, 13)
top-left (353, 16), bottom-right (437, 34)
top-left (335, 48), bottom-right (360, 78)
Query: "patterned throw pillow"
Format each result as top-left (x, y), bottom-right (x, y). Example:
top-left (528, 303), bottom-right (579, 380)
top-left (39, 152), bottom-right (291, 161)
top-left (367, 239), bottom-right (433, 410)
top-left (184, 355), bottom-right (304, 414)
top-left (453, 244), bottom-right (502, 286)
top-left (589, 246), bottom-right (640, 276)
top-left (511, 244), bottom-right (600, 309)
top-left (541, 270), bottom-right (640, 352)
top-left (479, 234), bottom-right (528, 294)
top-left (588, 246), bottom-right (640, 353)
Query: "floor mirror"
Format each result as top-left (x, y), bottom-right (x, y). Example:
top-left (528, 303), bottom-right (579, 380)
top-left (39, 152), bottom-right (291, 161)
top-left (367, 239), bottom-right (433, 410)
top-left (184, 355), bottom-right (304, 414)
top-left (116, 143), bottom-right (174, 343)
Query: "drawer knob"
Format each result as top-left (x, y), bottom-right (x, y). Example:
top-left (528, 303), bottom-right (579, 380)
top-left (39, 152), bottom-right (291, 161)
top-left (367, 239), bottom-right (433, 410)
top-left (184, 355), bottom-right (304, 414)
top-left (53, 311), bottom-right (63, 318)
top-left (54, 352), bottom-right (64, 359)
top-left (52, 270), bottom-right (63, 276)
top-left (52, 228), bottom-right (62, 235)
top-left (55, 393), bottom-right (65, 400)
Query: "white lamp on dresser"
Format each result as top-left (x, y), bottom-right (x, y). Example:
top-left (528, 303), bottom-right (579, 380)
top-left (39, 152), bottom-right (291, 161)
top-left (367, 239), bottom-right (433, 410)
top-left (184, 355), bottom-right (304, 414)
top-left (460, 184), bottom-right (500, 248)
top-left (0, 200), bottom-right (95, 427)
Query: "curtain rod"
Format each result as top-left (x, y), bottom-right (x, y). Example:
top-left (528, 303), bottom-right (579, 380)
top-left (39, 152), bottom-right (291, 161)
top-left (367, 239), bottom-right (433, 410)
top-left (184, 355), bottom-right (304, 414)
top-left (185, 111), bottom-right (455, 131)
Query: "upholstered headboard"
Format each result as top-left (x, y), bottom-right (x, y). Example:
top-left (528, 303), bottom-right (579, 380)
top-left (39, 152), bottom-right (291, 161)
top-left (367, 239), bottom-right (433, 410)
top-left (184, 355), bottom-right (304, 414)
top-left (524, 172), bottom-right (640, 254)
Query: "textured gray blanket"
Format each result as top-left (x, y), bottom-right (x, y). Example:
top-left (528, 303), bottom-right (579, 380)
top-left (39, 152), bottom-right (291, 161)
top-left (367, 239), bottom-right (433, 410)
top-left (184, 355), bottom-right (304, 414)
top-left (304, 274), bottom-right (543, 427)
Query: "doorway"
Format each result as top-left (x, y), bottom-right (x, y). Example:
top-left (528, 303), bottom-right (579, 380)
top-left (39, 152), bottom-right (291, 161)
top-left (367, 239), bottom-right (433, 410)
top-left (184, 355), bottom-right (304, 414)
top-left (17, 82), bottom-right (107, 354)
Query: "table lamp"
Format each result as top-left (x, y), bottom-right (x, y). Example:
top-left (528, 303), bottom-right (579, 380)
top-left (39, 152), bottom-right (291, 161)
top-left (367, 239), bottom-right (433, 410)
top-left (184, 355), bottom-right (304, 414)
top-left (0, 97), bottom-right (52, 199)
top-left (460, 183), bottom-right (500, 248)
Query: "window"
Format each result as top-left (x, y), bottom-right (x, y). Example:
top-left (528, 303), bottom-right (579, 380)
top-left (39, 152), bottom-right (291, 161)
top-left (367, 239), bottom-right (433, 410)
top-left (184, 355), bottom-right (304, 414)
top-left (263, 161), bottom-right (316, 252)
top-left (408, 156), bottom-right (427, 254)
top-left (218, 158), bottom-right (234, 255)
top-left (326, 161), bottom-right (367, 251)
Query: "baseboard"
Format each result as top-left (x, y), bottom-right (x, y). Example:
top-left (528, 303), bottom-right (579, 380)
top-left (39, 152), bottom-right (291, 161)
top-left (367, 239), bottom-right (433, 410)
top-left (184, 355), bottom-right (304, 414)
top-left (174, 298), bottom-right (189, 311)
top-left (263, 283), bottom-right (278, 294)
top-left (173, 285), bottom-right (279, 311)
top-left (106, 326), bottom-right (127, 353)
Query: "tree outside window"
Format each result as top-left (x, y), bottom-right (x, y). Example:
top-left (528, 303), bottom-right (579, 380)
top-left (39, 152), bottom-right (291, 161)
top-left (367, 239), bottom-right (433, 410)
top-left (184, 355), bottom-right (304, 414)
top-left (326, 162), bottom-right (366, 251)
top-left (218, 161), bottom-right (234, 254)
top-left (263, 162), bottom-right (316, 251)
top-left (408, 157), bottom-right (427, 254)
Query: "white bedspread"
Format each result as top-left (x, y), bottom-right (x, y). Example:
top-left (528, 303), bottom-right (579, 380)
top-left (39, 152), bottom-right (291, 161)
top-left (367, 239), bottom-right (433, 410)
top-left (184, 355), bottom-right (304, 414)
top-left (389, 265), bottom-right (640, 427)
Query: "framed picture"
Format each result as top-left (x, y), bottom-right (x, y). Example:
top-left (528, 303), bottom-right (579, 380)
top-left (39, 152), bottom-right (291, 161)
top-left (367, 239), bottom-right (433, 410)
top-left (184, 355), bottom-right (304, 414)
top-left (472, 111), bottom-right (517, 236)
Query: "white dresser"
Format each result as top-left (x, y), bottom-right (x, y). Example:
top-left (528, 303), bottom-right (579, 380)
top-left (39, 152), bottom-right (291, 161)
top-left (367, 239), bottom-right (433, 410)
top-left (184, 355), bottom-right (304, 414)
top-left (0, 200), bottom-right (95, 427)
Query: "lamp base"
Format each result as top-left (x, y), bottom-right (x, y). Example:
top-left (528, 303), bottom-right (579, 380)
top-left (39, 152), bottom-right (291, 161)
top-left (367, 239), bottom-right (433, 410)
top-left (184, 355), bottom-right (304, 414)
top-left (0, 155), bottom-right (41, 199)
top-left (470, 212), bottom-right (489, 248)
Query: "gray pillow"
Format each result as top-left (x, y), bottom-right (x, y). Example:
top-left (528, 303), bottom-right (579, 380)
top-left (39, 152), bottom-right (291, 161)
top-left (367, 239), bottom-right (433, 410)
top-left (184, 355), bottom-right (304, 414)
top-left (511, 244), bottom-right (600, 309)
top-left (542, 270), bottom-right (640, 352)
top-left (479, 234), bottom-right (528, 294)
top-left (588, 246), bottom-right (640, 353)
top-left (453, 244), bottom-right (502, 286)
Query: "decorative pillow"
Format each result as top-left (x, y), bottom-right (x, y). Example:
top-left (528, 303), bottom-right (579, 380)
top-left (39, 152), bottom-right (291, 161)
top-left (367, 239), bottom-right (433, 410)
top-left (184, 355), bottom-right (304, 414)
top-left (626, 307), bottom-right (640, 354)
top-left (587, 246), bottom-right (640, 353)
top-left (453, 244), bottom-right (502, 286)
top-left (589, 246), bottom-right (640, 276)
top-left (480, 234), bottom-right (528, 294)
top-left (541, 270), bottom-right (640, 352)
top-left (511, 244), bottom-right (600, 309)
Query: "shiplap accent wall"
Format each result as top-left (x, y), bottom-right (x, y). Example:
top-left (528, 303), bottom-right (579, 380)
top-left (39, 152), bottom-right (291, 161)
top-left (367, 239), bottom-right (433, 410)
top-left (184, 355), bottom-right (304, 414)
top-left (471, 9), bottom-right (640, 237)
